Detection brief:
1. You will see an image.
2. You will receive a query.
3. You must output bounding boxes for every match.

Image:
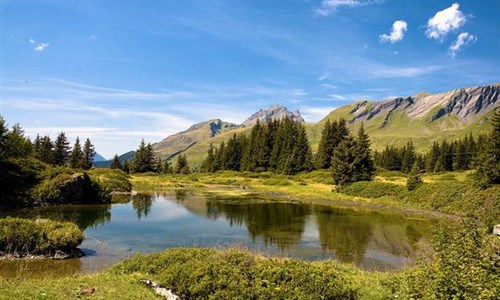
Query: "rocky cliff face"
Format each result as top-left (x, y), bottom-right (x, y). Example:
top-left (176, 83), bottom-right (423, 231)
top-left (345, 84), bottom-right (499, 127)
top-left (153, 119), bottom-right (239, 158)
top-left (241, 104), bottom-right (304, 127)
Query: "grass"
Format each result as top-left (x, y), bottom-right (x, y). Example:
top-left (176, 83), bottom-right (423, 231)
top-left (0, 217), bottom-right (83, 257)
top-left (0, 273), bottom-right (156, 300)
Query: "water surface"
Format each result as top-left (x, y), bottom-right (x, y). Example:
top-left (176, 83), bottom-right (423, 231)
top-left (0, 191), bottom-right (432, 278)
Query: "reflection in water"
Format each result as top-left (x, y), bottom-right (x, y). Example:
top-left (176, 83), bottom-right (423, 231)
top-left (0, 191), bottom-right (434, 278)
top-left (132, 194), bottom-right (154, 220)
top-left (0, 204), bottom-right (111, 230)
top-left (207, 200), bottom-right (311, 250)
top-left (316, 208), bottom-right (372, 264)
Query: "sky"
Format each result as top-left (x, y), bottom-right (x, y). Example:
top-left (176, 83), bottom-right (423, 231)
top-left (1, 0), bottom-right (499, 158)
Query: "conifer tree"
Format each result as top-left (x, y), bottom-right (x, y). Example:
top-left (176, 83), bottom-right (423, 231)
top-left (162, 160), bottom-right (173, 174)
top-left (352, 123), bottom-right (375, 181)
top-left (36, 135), bottom-right (55, 165)
top-left (132, 139), bottom-right (156, 173)
top-left (68, 137), bottom-right (85, 168)
top-left (401, 140), bottom-right (416, 173)
top-left (5, 124), bottom-right (32, 158)
top-left (0, 116), bottom-right (8, 161)
top-left (82, 138), bottom-right (96, 170)
top-left (407, 162), bottom-right (423, 191)
top-left (155, 157), bottom-right (163, 173)
top-left (174, 153), bottom-right (190, 174)
top-left (53, 132), bottom-right (71, 166)
top-left (110, 154), bottom-right (122, 169)
top-left (201, 143), bottom-right (216, 172)
top-left (474, 110), bottom-right (500, 187)
top-left (316, 119), bottom-right (332, 169)
top-left (331, 135), bottom-right (357, 191)
top-left (123, 160), bottom-right (130, 174)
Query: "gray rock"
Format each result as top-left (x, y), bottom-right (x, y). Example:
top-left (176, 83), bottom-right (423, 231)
top-left (493, 225), bottom-right (500, 236)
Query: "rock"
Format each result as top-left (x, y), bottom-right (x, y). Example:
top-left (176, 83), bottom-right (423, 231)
top-left (241, 104), bottom-right (304, 127)
top-left (493, 225), bottom-right (500, 236)
top-left (78, 287), bottom-right (96, 296)
top-left (141, 279), bottom-right (181, 300)
top-left (53, 250), bottom-right (70, 260)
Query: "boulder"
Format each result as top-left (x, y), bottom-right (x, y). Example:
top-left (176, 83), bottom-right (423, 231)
top-left (493, 225), bottom-right (500, 236)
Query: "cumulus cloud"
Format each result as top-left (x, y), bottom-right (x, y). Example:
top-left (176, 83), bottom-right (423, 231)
top-left (426, 3), bottom-right (467, 41)
top-left (316, 0), bottom-right (381, 16)
top-left (449, 32), bottom-right (476, 57)
top-left (379, 20), bottom-right (408, 43)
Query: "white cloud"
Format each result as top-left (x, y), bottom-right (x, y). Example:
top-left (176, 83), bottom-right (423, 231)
top-left (34, 43), bottom-right (50, 52)
top-left (321, 83), bottom-right (338, 89)
top-left (29, 38), bottom-right (35, 44)
top-left (316, 0), bottom-right (381, 16)
top-left (318, 71), bottom-right (330, 81)
top-left (291, 89), bottom-right (307, 96)
top-left (328, 94), bottom-right (347, 100)
top-left (373, 65), bottom-right (442, 78)
top-left (426, 3), bottom-right (467, 41)
top-left (379, 20), bottom-right (407, 43)
top-left (449, 32), bottom-right (476, 57)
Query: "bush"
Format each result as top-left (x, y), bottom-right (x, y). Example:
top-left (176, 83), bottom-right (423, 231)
top-left (342, 181), bottom-right (407, 198)
top-left (0, 217), bottom-right (83, 256)
top-left (386, 219), bottom-right (499, 299)
top-left (31, 167), bottom-right (109, 204)
top-left (88, 168), bottom-right (132, 193)
top-left (112, 248), bottom-right (360, 299)
top-left (261, 178), bottom-right (292, 186)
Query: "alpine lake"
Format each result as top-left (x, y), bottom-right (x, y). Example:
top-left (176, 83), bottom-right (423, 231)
top-left (0, 191), bottom-right (433, 278)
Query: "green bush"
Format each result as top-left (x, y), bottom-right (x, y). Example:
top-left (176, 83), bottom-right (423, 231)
top-left (0, 217), bottom-right (83, 256)
top-left (261, 178), bottom-right (292, 186)
top-left (31, 167), bottom-right (109, 204)
top-left (386, 219), bottom-right (499, 299)
top-left (342, 181), bottom-right (407, 198)
top-left (88, 168), bottom-right (132, 193)
top-left (112, 248), bottom-right (360, 299)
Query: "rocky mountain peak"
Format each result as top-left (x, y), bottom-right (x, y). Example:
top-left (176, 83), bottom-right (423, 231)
top-left (241, 104), bottom-right (304, 127)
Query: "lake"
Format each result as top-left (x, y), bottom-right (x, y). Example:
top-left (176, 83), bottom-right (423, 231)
top-left (0, 191), bottom-right (432, 278)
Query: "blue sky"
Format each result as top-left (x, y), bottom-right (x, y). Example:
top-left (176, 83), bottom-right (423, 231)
top-left (1, 0), bottom-right (499, 158)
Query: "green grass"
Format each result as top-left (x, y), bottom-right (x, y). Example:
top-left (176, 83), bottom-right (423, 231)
top-left (0, 217), bottom-right (83, 256)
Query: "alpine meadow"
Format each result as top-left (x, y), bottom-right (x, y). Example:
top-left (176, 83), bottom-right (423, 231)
top-left (1, 1), bottom-right (499, 299)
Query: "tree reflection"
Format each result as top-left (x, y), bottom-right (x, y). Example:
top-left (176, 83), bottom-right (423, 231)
top-left (315, 207), bottom-right (372, 264)
top-left (132, 194), bottom-right (154, 220)
top-left (207, 200), bottom-right (311, 251)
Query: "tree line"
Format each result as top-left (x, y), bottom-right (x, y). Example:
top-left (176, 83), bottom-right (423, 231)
top-left (0, 119), bottom-right (96, 170)
top-left (112, 139), bottom-right (190, 175)
top-left (200, 118), bottom-right (375, 189)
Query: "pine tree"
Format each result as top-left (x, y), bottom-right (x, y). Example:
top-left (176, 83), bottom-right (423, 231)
top-left (331, 135), bottom-right (357, 191)
top-left (155, 157), bottom-right (163, 173)
top-left (36, 135), bottom-right (55, 165)
top-left (0, 116), bottom-right (8, 161)
top-left (316, 119), bottom-right (333, 169)
top-left (53, 132), bottom-right (71, 166)
top-left (162, 160), bottom-right (173, 174)
top-left (352, 123), bottom-right (375, 181)
top-left (68, 137), bottom-right (85, 168)
top-left (132, 139), bottom-right (156, 173)
top-left (174, 154), bottom-right (190, 174)
top-left (474, 110), bottom-right (500, 187)
top-left (82, 138), bottom-right (96, 170)
top-left (5, 123), bottom-right (32, 158)
top-left (401, 140), bottom-right (416, 173)
top-left (110, 154), bottom-right (122, 169)
top-left (287, 122), bottom-right (312, 174)
top-left (123, 160), bottom-right (130, 174)
top-left (201, 143), bottom-right (216, 172)
top-left (407, 162), bottom-right (423, 191)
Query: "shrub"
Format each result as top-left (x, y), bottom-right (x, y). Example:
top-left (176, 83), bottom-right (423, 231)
top-left (112, 248), bottom-right (360, 299)
top-left (261, 178), bottom-right (292, 186)
top-left (342, 181), bottom-right (407, 198)
top-left (88, 168), bottom-right (132, 193)
top-left (31, 167), bottom-right (109, 204)
top-left (0, 217), bottom-right (83, 256)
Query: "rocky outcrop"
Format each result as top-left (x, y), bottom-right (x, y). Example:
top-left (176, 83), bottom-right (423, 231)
top-left (345, 84), bottom-right (499, 125)
top-left (241, 104), bottom-right (304, 127)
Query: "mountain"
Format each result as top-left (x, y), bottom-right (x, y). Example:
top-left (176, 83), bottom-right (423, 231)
top-left (94, 152), bottom-right (106, 162)
top-left (308, 83), bottom-right (499, 151)
top-left (93, 151), bottom-right (135, 168)
top-left (241, 104), bottom-right (304, 127)
top-left (152, 119), bottom-right (240, 159)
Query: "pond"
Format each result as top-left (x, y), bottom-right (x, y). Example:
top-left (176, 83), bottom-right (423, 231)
top-left (0, 191), bottom-right (433, 278)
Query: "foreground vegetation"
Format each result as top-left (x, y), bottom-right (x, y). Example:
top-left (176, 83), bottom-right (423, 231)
top-left (0, 217), bottom-right (83, 257)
